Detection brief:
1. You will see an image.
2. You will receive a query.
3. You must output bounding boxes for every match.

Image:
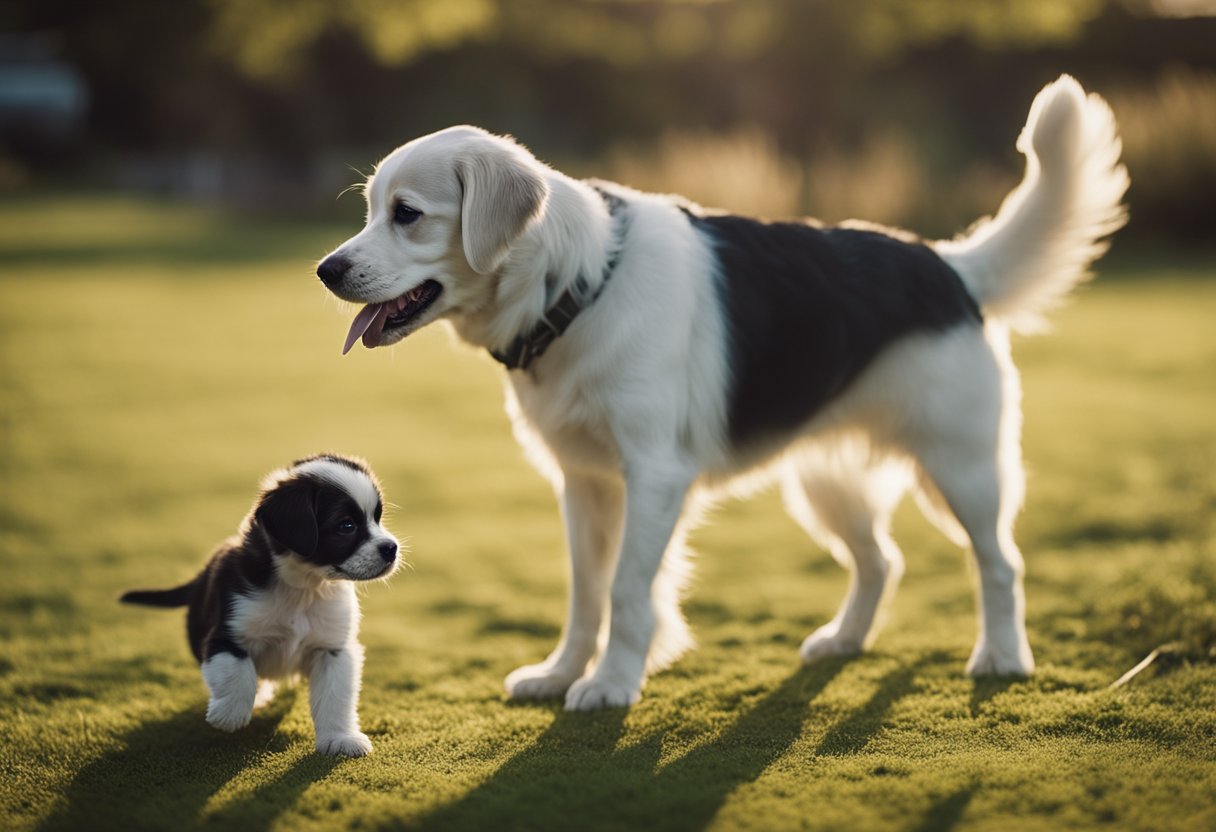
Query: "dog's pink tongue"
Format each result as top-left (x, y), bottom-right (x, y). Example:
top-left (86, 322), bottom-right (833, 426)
top-left (342, 303), bottom-right (388, 355)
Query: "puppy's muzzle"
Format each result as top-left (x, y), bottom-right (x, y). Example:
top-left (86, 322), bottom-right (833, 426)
top-left (317, 254), bottom-right (352, 288)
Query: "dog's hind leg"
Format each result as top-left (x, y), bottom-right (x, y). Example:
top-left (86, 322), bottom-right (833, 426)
top-left (917, 446), bottom-right (1033, 676)
top-left (782, 447), bottom-right (910, 663)
top-left (506, 473), bottom-right (625, 701)
top-left (910, 333), bottom-right (1034, 676)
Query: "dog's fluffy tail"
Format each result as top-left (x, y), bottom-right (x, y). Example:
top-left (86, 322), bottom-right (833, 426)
top-left (120, 580), bottom-right (195, 608)
top-left (936, 75), bottom-right (1129, 332)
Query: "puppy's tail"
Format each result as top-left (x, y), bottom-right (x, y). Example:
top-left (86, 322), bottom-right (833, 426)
top-left (120, 580), bottom-right (195, 608)
top-left (936, 75), bottom-right (1129, 332)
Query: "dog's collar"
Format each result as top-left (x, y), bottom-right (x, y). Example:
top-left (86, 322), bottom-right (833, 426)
top-left (490, 187), bottom-right (629, 371)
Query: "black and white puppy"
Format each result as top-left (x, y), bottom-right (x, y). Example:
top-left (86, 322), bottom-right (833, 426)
top-left (316, 76), bottom-right (1128, 711)
top-left (122, 454), bottom-right (398, 755)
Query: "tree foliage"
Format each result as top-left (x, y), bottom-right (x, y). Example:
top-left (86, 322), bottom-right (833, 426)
top-left (200, 0), bottom-right (1113, 80)
top-left (6, 0), bottom-right (1214, 239)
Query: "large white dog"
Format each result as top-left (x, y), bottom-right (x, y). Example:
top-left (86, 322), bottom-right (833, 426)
top-left (317, 76), bottom-right (1127, 711)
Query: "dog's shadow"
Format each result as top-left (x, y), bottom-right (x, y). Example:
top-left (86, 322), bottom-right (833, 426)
top-left (36, 690), bottom-right (339, 832)
top-left (415, 659), bottom-right (852, 832)
top-left (414, 653), bottom-right (967, 832)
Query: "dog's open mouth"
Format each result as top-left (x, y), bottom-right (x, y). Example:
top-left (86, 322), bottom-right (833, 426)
top-left (342, 280), bottom-right (444, 355)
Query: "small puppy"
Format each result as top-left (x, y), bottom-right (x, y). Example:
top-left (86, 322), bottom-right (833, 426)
top-left (122, 454), bottom-right (398, 756)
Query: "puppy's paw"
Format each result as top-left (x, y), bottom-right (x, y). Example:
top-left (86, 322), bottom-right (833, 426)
top-left (564, 675), bottom-right (640, 712)
top-left (505, 663), bottom-right (581, 701)
top-left (316, 732), bottom-right (373, 757)
top-left (800, 627), bottom-right (863, 665)
top-left (206, 697), bottom-right (253, 733)
top-left (966, 638), bottom-right (1034, 677)
top-left (253, 680), bottom-right (277, 710)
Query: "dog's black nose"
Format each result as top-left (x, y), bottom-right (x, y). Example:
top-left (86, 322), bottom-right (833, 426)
top-left (317, 254), bottom-right (351, 286)
top-left (378, 541), bottom-right (398, 562)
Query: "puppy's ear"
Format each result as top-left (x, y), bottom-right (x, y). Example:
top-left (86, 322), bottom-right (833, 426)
top-left (457, 140), bottom-right (549, 275)
top-left (254, 478), bottom-right (318, 556)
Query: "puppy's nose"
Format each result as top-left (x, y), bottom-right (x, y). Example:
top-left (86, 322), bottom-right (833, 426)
top-left (377, 541), bottom-right (398, 562)
top-left (317, 254), bottom-right (351, 287)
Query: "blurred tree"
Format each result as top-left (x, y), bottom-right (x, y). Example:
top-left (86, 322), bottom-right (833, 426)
top-left (848, 0), bottom-right (1108, 56)
top-left (4, 0), bottom-right (1213, 240)
top-left (207, 0), bottom-right (497, 79)
top-left (200, 0), bottom-right (1113, 77)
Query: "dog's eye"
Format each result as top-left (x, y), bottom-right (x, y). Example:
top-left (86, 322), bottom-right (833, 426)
top-left (393, 203), bottom-right (422, 226)
top-left (336, 519), bottom-right (357, 535)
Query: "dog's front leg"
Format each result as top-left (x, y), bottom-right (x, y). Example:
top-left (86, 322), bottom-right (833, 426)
top-left (506, 473), bottom-right (625, 700)
top-left (201, 650), bottom-right (259, 732)
top-left (564, 464), bottom-right (693, 711)
top-left (309, 643), bottom-right (372, 757)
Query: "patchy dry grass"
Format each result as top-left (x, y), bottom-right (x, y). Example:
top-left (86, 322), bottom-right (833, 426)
top-left (1, 196), bottom-right (1214, 831)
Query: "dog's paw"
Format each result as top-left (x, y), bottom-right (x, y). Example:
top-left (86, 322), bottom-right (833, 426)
top-left (252, 680), bottom-right (277, 710)
top-left (966, 639), bottom-right (1034, 677)
top-left (316, 732), bottom-right (373, 757)
top-left (799, 627), bottom-right (863, 664)
top-left (206, 697), bottom-right (253, 733)
top-left (505, 663), bottom-right (581, 701)
top-left (564, 675), bottom-right (640, 712)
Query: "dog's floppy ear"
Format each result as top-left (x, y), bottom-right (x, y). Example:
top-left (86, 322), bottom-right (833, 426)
top-left (456, 139), bottom-right (549, 275)
top-left (254, 477), bottom-right (318, 556)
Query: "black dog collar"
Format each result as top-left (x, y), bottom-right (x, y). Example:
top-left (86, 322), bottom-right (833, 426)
top-left (490, 187), bottom-right (629, 371)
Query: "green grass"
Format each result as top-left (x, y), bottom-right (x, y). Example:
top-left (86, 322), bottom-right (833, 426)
top-left (1, 195), bottom-right (1215, 831)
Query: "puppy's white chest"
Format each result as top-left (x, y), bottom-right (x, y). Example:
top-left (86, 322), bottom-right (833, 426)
top-left (231, 584), bottom-right (356, 680)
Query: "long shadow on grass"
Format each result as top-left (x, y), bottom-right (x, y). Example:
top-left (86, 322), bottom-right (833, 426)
top-left (968, 675), bottom-right (1019, 718)
top-left (813, 656), bottom-right (926, 756)
top-left (37, 690), bottom-right (337, 832)
top-left (910, 785), bottom-right (977, 832)
top-left (408, 660), bottom-right (850, 832)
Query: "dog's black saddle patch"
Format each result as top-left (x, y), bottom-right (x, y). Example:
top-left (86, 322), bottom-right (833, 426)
top-left (690, 212), bottom-right (982, 450)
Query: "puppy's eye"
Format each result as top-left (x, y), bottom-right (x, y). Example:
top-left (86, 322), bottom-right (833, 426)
top-left (393, 203), bottom-right (422, 226)
top-left (336, 519), bottom-right (357, 535)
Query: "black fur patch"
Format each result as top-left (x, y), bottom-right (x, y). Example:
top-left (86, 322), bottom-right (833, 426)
top-left (308, 485), bottom-right (376, 570)
top-left (690, 213), bottom-right (982, 450)
top-left (186, 534), bottom-right (274, 662)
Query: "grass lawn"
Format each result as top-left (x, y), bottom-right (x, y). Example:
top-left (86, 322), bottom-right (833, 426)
top-left (1, 195), bottom-right (1214, 831)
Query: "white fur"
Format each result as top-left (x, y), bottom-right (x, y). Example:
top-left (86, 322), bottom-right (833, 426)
top-left (230, 563), bottom-right (360, 680)
top-left (222, 567), bottom-right (371, 754)
top-left (937, 76), bottom-right (1129, 332)
top-left (202, 652), bottom-right (259, 732)
top-left (326, 76), bottom-right (1126, 710)
top-left (311, 643), bottom-right (372, 756)
top-left (294, 458), bottom-right (381, 518)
